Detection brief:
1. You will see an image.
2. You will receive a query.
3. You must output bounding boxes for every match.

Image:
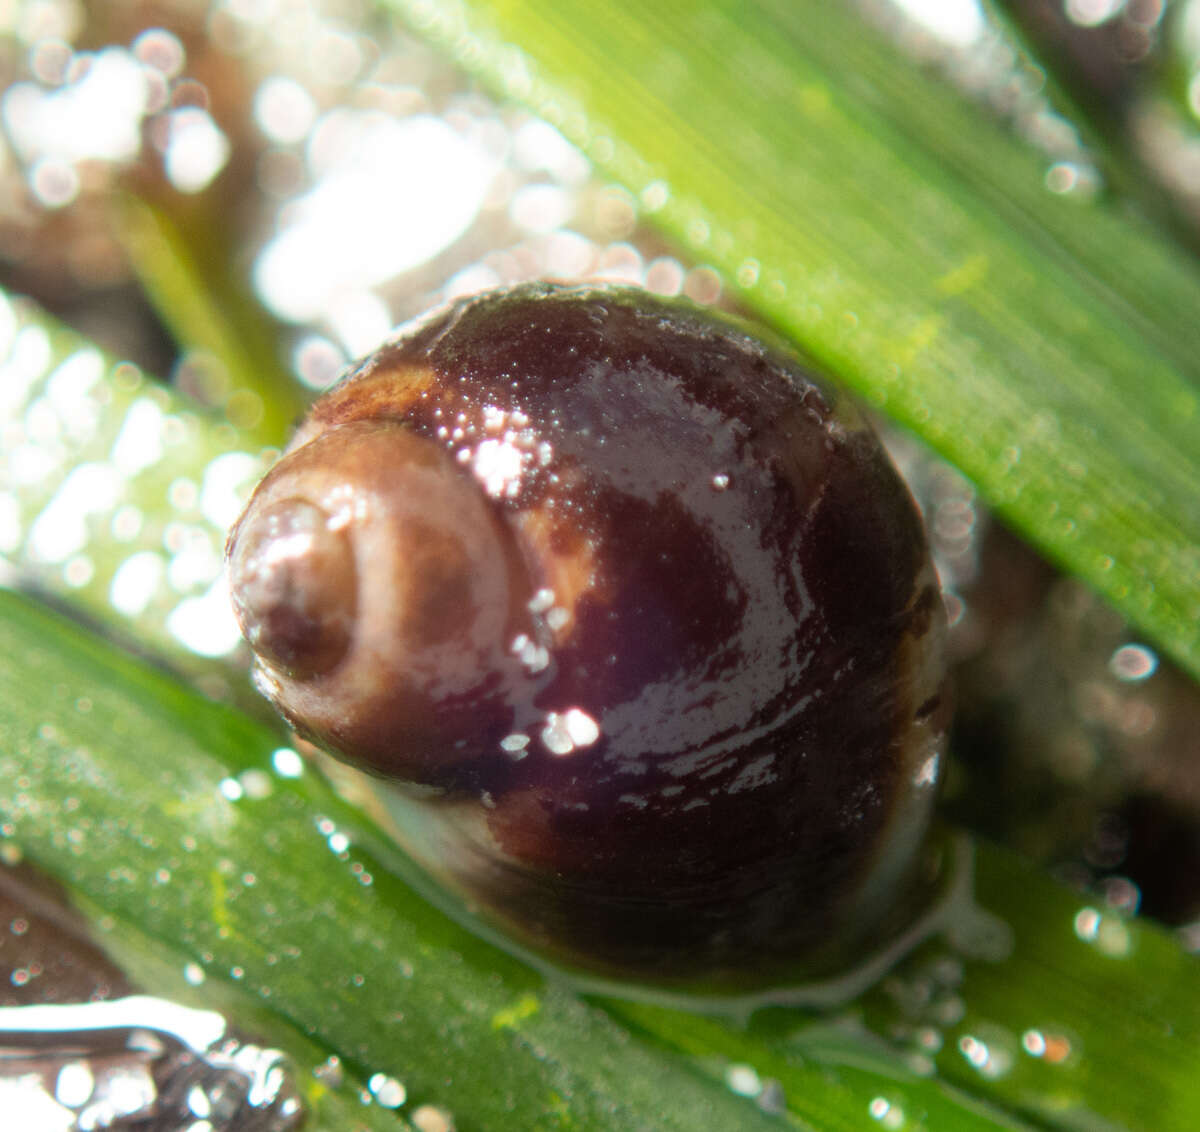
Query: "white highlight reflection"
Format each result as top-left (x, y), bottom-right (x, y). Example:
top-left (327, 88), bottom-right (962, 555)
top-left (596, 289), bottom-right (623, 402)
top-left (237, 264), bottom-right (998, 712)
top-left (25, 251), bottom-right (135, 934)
top-left (2, 48), bottom-right (148, 165)
top-left (254, 113), bottom-right (496, 323)
top-left (163, 107), bottom-right (230, 192)
top-left (889, 0), bottom-right (985, 45)
top-left (167, 576), bottom-right (242, 657)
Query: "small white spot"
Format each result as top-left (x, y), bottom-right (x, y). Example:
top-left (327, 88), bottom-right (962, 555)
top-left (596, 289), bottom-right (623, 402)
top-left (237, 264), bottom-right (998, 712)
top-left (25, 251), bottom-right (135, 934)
top-left (641, 180), bottom-right (669, 211)
top-left (55, 1061), bottom-right (94, 1107)
top-left (272, 748), bottom-right (304, 778)
top-left (725, 1063), bottom-right (761, 1097)
top-left (1073, 906), bottom-right (1131, 957)
top-left (164, 107), bottom-right (230, 193)
top-left (868, 1097), bottom-right (906, 1128)
top-left (219, 778), bottom-right (243, 801)
top-left (110, 398), bottom-right (165, 475)
top-left (412, 1103), bottom-right (456, 1132)
top-left (368, 1073), bottom-right (406, 1109)
top-left (239, 769), bottom-right (273, 799)
top-left (252, 665), bottom-right (281, 700)
top-left (515, 637), bottom-right (550, 673)
top-left (1065, 0), bottom-right (1124, 27)
top-left (509, 182), bottom-right (573, 234)
top-left (200, 452), bottom-right (262, 529)
top-left (185, 1084), bottom-right (212, 1119)
top-left (254, 75), bottom-right (318, 145)
top-left (133, 28), bottom-right (186, 78)
top-left (711, 473), bottom-right (730, 491)
top-left (914, 753), bottom-right (940, 787)
top-left (111, 504), bottom-right (143, 541)
top-left (1108, 644), bottom-right (1157, 683)
top-left (546, 607), bottom-right (569, 632)
top-left (891, 0), bottom-right (985, 46)
top-left (1073, 906), bottom-right (1101, 942)
top-left (183, 962), bottom-right (205, 985)
top-left (63, 554), bottom-right (94, 588)
top-left (500, 733), bottom-right (530, 757)
top-left (527, 588), bottom-right (555, 614)
top-left (564, 708), bottom-right (600, 747)
top-left (166, 576), bottom-right (242, 657)
top-left (541, 713), bottom-right (574, 756)
top-left (959, 1035), bottom-right (989, 1069)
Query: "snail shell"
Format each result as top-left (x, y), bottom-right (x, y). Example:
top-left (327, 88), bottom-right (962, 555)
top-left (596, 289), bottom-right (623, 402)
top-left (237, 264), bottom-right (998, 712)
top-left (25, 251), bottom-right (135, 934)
top-left (227, 283), bottom-right (949, 993)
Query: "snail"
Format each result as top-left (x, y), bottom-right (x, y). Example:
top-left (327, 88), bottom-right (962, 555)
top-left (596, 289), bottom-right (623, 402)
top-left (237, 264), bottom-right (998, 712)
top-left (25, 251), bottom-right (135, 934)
top-left (226, 282), bottom-right (951, 999)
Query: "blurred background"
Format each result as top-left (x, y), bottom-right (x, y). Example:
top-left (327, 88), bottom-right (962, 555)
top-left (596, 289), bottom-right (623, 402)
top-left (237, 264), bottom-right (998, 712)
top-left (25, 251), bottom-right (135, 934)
top-left (0, 0), bottom-right (1199, 1124)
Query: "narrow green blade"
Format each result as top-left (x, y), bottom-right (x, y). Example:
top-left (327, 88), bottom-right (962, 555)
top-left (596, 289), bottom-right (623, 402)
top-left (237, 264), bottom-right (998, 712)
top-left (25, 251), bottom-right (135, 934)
top-left (3, 576), bottom-right (1196, 1129)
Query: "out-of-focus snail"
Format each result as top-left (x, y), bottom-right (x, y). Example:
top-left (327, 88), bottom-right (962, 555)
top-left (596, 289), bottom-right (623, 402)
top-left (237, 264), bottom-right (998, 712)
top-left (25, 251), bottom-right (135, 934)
top-left (226, 283), bottom-right (950, 998)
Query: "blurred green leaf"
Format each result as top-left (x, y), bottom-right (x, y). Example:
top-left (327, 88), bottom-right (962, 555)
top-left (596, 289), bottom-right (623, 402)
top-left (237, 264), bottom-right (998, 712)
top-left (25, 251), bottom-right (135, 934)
top-left (3, 583), bottom-right (1197, 1130)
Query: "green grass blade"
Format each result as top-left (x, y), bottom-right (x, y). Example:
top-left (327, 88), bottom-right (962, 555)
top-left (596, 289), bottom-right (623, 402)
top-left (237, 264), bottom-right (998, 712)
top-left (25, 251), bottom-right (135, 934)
top-left (611, 836), bottom-right (1200, 1132)
top-left (3, 577), bottom-right (1197, 1129)
top-left (611, 999), bottom-right (1034, 1131)
top-left (391, 0), bottom-right (1200, 682)
top-left (859, 843), bottom-right (1200, 1130)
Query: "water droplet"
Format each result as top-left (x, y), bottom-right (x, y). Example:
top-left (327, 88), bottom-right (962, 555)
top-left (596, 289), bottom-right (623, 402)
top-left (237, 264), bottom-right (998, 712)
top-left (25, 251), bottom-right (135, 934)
top-left (500, 733), bottom-right (530, 757)
top-left (1108, 644), bottom-right (1157, 682)
top-left (55, 1060), bottom-right (94, 1107)
top-left (725, 1063), bottom-right (761, 1097)
top-left (218, 778), bottom-right (243, 802)
top-left (368, 1073), bottom-right (406, 1108)
top-left (412, 1103), bottom-right (457, 1132)
top-left (272, 748), bottom-right (304, 778)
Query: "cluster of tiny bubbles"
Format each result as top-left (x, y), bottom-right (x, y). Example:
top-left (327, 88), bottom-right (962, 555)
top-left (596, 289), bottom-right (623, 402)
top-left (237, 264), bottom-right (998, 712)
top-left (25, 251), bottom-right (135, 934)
top-left (317, 1056), bottom-right (456, 1126)
top-left (310, 813), bottom-right (374, 889)
top-left (0, 995), bottom-right (303, 1131)
top-left (877, 886), bottom-right (1106, 1088)
top-left (868, 1095), bottom-right (909, 1129)
top-left (862, 0), bottom-right (1102, 198)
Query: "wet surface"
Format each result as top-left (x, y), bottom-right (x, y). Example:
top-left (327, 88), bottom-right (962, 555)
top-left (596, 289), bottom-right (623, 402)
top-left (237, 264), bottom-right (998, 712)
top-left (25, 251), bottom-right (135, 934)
top-left (0, 864), bottom-right (305, 1132)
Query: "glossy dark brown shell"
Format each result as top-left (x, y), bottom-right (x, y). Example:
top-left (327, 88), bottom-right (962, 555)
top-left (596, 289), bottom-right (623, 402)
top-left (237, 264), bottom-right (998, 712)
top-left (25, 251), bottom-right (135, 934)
top-left (227, 282), bottom-right (949, 991)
